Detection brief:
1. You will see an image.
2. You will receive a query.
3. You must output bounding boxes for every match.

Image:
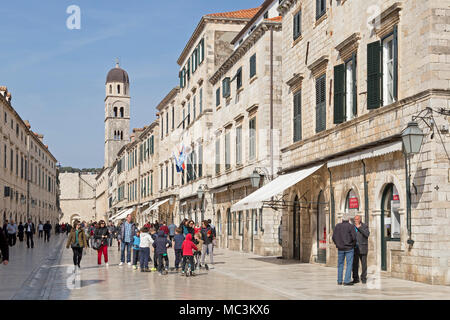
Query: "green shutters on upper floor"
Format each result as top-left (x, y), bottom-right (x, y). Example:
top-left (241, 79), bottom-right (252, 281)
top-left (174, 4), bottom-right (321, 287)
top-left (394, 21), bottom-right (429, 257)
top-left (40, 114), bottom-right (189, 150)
top-left (315, 75), bottom-right (326, 133)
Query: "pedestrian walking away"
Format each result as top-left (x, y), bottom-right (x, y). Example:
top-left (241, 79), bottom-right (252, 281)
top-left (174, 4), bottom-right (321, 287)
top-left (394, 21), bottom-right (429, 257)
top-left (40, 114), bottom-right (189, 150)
top-left (43, 221), bottom-right (52, 242)
top-left (118, 214), bottom-right (137, 266)
top-left (94, 220), bottom-right (110, 266)
top-left (139, 227), bottom-right (153, 272)
top-left (66, 222), bottom-right (88, 270)
top-left (152, 230), bottom-right (171, 274)
top-left (38, 222), bottom-right (44, 238)
top-left (352, 215), bottom-right (370, 284)
top-left (107, 222), bottom-right (116, 247)
top-left (332, 213), bottom-right (357, 285)
top-left (181, 233), bottom-right (197, 276)
top-left (0, 228), bottom-right (9, 265)
top-left (173, 228), bottom-right (184, 271)
top-left (24, 219), bottom-right (35, 249)
top-left (17, 222), bottom-right (24, 242)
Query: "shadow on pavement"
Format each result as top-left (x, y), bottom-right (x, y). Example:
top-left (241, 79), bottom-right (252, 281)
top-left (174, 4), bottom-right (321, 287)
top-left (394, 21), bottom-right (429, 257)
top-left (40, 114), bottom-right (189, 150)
top-left (249, 256), bottom-right (303, 265)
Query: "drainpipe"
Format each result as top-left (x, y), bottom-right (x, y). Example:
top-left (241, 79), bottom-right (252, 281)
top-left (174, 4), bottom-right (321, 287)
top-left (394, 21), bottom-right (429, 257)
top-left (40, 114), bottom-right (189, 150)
top-left (327, 168), bottom-right (335, 231)
top-left (405, 154), bottom-right (414, 246)
top-left (270, 28), bottom-right (274, 180)
top-left (361, 160), bottom-right (369, 226)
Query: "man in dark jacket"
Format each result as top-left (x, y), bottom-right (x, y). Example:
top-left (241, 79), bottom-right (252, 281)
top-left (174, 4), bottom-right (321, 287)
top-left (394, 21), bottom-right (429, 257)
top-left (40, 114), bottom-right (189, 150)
top-left (43, 221), bottom-right (52, 242)
top-left (352, 215), bottom-right (370, 284)
top-left (0, 228), bottom-right (9, 265)
top-left (332, 213), bottom-right (357, 285)
top-left (24, 219), bottom-right (36, 249)
top-left (152, 230), bottom-right (171, 274)
top-left (200, 221), bottom-right (214, 266)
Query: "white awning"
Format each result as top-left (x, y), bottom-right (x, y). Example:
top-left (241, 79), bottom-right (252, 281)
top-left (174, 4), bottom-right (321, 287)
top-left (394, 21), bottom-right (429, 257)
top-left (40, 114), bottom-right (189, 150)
top-left (231, 164), bottom-right (324, 212)
top-left (142, 198), bottom-right (170, 216)
top-left (327, 141), bottom-right (403, 168)
top-left (112, 207), bottom-right (134, 222)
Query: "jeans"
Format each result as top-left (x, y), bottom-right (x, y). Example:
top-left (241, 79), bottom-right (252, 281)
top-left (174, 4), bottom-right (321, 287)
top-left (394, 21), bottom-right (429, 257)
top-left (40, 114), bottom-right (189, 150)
top-left (139, 247), bottom-right (150, 270)
top-left (353, 247), bottom-right (368, 282)
top-left (72, 247), bottom-right (83, 266)
top-left (201, 243), bottom-right (213, 264)
top-left (26, 232), bottom-right (34, 248)
top-left (38, 230), bottom-right (43, 238)
top-left (120, 242), bottom-right (132, 263)
top-left (157, 253), bottom-right (169, 272)
top-left (153, 251), bottom-right (158, 269)
top-left (132, 249), bottom-right (140, 266)
top-left (97, 245), bottom-right (108, 264)
top-left (181, 256), bottom-right (195, 272)
top-left (44, 231), bottom-right (50, 242)
top-left (174, 249), bottom-right (182, 268)
top-left (337, 249), bottom-right (354, 284)
top-left (8, 233), bottom-right (16, 246)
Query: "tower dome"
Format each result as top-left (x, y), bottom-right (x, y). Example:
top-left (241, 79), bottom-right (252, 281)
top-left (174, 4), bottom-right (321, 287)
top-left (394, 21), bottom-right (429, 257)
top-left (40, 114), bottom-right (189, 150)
top-left (106, 60), bottom-right (129, 84)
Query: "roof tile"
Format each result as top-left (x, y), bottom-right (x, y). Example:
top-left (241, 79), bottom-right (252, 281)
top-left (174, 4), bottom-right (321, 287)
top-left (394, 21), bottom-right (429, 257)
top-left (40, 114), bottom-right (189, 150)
top-left (206, 7), bottom-right (261, 19)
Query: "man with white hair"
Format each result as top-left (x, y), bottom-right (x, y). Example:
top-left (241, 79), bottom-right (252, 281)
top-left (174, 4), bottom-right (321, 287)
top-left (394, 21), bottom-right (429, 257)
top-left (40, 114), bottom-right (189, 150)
top-left (352, 215), bottom-right (370, 284)
top-left (332, 212), bottom-right (357, 285)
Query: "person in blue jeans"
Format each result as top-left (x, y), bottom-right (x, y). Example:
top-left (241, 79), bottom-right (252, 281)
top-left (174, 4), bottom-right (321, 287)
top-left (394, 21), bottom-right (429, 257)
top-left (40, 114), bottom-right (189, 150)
top-left (118, 215), bottom-right (137, 266)
top-left (173, 227), bottom-right (184, 270)
top-left (332, 213), bottom-right (357, 285)
top-left (132, 230), bottom-right (140, 270)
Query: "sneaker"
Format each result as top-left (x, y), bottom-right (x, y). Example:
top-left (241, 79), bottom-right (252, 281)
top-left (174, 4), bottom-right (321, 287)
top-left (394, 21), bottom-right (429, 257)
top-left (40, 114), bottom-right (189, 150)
top-left (140, 269), bottom-right (145, 273)
top-left (343, 282), bottom-right (354, 286)
top-left (145, 268), bottom-right (151, 272)
top-left (133, 265), bottom-right (137, 270)
top-left (119, 262), bottom-right (124, 266)
top-left (361, 280), bottom-right (367, 284)
top-left (151, 267), bottom-right (157, 272)
top-left (127, 262), bottom-right (132, 266)
top-left (352, 279), bottom-right (360, 284)
top-left (105, 263), bottom-right (109, 267)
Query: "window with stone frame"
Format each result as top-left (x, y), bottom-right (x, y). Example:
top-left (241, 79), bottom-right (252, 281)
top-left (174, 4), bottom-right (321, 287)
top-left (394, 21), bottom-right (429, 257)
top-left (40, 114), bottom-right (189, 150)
top-left (315, 75), bottom-right (326, 133)
top-left (316, 0), bottom-right (326, 20)
top-left (293, 10), bottom-right (301, 40)
top-left (334, 54), bottom-right (357, 124)
top-left (249, 117), bottom-right (256, 160)
top-left (293, 90), bottom-right (302, 142)
top-left (236, 125), bottom-right (242, 165)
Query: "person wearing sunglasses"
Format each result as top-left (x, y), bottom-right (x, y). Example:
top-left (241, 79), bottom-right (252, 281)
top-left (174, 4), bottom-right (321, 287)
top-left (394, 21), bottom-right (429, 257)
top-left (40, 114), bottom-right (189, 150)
top-left (94, 220), bottom-right (110, 267)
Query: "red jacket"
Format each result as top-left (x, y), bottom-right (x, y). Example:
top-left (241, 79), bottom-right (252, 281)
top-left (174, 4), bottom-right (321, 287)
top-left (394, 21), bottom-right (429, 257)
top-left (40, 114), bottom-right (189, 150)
top-left (181, 233), bottom-right (197, 256)
top-left (160, 225), bottom-right (169, 235)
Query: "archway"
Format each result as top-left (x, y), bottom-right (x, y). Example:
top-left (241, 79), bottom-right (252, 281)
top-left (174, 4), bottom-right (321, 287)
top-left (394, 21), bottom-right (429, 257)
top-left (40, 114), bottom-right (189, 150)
top-left (381, 183), bottom-right (401, 271)
top-left (316, 191), bottom-right (327, 264)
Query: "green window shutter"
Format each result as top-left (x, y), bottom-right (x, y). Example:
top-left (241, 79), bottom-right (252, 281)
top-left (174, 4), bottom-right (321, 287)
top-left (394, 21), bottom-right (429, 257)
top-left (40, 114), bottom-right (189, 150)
top-left (393, 25), bottom-right (398, 101)
top-left (236, 68), bottom-right (242, 89)
top-left (293, 11), bottom-right (301, 40)
top-left (367, 40), bottom-right (381, 109)
top-left (293, 91), bottom-right (302, 142)
top-left (216, 88), bottom-right (220, 106)
top-left (215, 139), bottom-right (220, 174)
top-left (222, 78), bottom-right (230, 98)
top-left (199, 38), bottom-right (204, 64)
top-left (333, 64), bottom-right (345, 124)
top-left (352, 53), bottom-right (358, 117)
top-left (316, 75), bottom-right (326, 133)
top-left (250, 54), bottom-right (256, 78)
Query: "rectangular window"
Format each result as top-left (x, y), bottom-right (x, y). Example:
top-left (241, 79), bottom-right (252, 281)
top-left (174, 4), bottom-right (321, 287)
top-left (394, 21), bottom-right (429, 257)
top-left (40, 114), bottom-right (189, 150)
top-left (172, 106), bottom-right (175, 130)
top-left (316, 0), bottom-right (326, 20)
top-left (236, 126), bottom-right (242, 165)
top-left (315, 75), bottom-right (326, 133)
top-left (166, 110), bottom-right (169, 134)
top-left (249, 117), bottom-right (256, 160)
top-left (216, 88), bottom-right (220, 106)
top-left (227, 211), bottom-right (232, 236)
top-left (187, 102), bottom-right (191, 126)
top-left (334, 56), bottom-right (358, 124)
top-left (198, 144), bottom-right (203, 178)
top-left (182, 109), bottom-right (185, 129)
top-left (222, 77), bottom-right (230, 98)
top-left (382, 32), bottom-right (397, 106)
top-left (238, 211), bottom-right (243, 235)
top-left (236, 67), bottom-right (242, 90)
top-left (198, 38), bottom-right (205, 64)
top-left (293, 90), bottom-right (302, 142)
top-left (171, 163), bottom-right (174, 186)
top-left (249, 54), bottom-right (256, 78)
top-left (161, 113), bottom-right (164, 139)
top-left (165, 165), bottom-right (168, 189)
top-left (253, 209), bottom-right (258, 235)
top-left (199, 88), bottom-right (203, 114)
top-left (193, 96), bottom-right (196, 119)
top-left (215, 138), bottom-right (220, 174)
top-left (293, 10), bottom-right (301, 40)
top-left (225, 132), bottom-right (230, 170)
top-left (160, 167), bottom-right (163, 190)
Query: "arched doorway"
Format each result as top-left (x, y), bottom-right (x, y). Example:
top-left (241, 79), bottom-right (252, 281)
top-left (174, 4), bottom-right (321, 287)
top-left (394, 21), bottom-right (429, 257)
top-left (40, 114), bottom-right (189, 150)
top-left (217, 210), bottom-right (221, 247)
top-left (293, 196), bottom-right (301, 260)
top-left (381, 183), bottom-right (401, 271)
top-left (316, 191), bottom-right (327, 264)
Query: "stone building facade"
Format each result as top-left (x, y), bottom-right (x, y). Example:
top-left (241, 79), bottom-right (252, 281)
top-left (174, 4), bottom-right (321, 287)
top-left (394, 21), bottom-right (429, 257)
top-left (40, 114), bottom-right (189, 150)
top-left (0, 86), bottom-right (60, 227)
top-left (59, 172), bottom-right (96, 223)
top-left (275, 0), bottom-right (450, 285)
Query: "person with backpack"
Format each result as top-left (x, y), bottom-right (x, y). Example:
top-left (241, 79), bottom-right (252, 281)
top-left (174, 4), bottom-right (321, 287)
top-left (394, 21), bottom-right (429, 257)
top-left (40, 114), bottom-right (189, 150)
top-left (152, 230), bottom-right (171, 275)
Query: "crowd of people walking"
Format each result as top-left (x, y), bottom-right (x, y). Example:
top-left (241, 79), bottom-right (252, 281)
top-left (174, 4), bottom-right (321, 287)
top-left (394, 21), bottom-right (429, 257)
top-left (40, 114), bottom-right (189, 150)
top-left (64, 214), bottom-right (216, 276)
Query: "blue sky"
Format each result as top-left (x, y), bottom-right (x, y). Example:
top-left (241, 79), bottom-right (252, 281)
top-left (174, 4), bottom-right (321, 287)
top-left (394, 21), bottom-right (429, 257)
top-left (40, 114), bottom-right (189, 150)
top-left (0, 0), bottom-right (259, 168)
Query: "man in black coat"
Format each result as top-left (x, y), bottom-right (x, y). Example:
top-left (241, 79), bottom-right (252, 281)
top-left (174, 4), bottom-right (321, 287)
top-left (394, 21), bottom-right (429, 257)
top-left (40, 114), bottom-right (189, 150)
top-left (24, 219), bottom-right (36, 249)
top-left (332, 213), bottom-right (357, 285)
top-left (43, 221), bottom-right (52, 242)
top-left (0, 228), bottom-right (9, 265)
top-left (352, 215), bottom-right (370, 284)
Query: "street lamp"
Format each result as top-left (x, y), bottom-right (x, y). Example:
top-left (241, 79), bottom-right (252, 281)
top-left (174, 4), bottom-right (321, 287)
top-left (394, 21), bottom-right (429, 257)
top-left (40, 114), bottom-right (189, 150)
top-left (250, 170), bottom-right (261, 188)
top-left (401, 121), bottom-right (424, 155)
top-left (197, 185), bottom-right (205, 199)
top-left (401, 121), bottom-right (424, 246)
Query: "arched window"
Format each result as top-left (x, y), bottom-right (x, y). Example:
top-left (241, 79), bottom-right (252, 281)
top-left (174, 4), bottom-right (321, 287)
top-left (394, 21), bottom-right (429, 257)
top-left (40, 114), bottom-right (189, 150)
top-left (114, 107), bottom-right (118, 117)
top-left (117, 84), bottom-right (120, 94)
top-left (120, 131), bottom-right (123, 140)
top-left (109, 85), bottom-right (112, 94)
top-left (344, 189), bottom-right (359, 214)
top-left (382, 184), bottom-right (400, 240)
top-left (120, 107), bottom-right (124, 118)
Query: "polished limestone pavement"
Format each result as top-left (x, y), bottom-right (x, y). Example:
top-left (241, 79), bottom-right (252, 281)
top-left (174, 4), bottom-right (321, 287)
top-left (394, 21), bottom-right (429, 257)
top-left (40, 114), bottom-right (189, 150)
top-left (2, 234), bottom-right (450, 299)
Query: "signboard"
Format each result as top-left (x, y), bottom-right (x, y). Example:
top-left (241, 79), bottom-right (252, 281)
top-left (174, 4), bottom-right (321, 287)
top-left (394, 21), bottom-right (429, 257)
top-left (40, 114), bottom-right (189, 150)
top-left (393, 194), bottom-right (399, 201)
top-left (349, 197), bottom-right (359, 209)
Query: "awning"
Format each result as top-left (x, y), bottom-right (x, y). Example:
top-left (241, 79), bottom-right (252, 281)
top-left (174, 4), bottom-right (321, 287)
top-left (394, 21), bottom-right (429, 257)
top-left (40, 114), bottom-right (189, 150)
top-left (141, 198), bottom-right (171, 216)
top-left (112, 207), bottom-right (134, 222)
top-left (327, 141), bottom-right (403, 168)
top-left (231, 164), bottom-right (324, 211)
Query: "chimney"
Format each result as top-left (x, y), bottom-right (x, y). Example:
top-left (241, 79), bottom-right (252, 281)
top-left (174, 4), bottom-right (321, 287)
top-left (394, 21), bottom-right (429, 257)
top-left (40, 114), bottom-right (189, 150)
top-left (0, 86), bottom-right (7, 97)
top-left (6, 92), bottom-right (11, 103)
top-left (24, 120), bottom-right (31, 129)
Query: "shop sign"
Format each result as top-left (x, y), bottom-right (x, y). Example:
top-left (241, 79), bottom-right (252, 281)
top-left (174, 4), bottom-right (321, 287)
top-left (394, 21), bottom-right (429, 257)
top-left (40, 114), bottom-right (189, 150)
top-left (349, 197), bottom-right (359, 209)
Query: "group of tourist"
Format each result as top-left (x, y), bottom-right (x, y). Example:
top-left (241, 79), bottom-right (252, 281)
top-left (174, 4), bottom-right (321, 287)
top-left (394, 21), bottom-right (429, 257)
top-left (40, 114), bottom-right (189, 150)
top-left (332, 214), bottom-right (370, 285)
top-left (1, 219), bottom-right (51, 249)
top-left (65, 215), bottom-right (216, 276)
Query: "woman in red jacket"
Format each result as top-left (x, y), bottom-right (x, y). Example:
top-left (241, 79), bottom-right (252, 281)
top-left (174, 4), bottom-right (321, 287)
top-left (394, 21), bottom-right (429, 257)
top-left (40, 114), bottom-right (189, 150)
top-left (181, 233), bottom-right (197, 276)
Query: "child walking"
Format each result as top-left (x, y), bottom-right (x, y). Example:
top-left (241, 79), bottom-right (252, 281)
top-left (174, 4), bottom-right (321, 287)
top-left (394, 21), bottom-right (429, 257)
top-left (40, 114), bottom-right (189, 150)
top-left (132, 230), bottom-right (140, 270)
top-left (193, 231), bottom-right (203, 270)
top-left (139, 227), bottom-right (153, 272)
top-left (173, 228), bottom-right (184, 271)
top-left (152, 230), bottom-right (172, 275)
top-left (150, 228), bottom-right (158, 271)
top-left (181, 233), bottom-right (197, 276)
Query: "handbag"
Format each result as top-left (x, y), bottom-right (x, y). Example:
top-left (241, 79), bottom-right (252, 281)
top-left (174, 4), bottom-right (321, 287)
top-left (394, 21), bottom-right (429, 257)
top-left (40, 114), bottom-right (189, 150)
top-left (71, 243), bottom-right (80, 248)
top-left (92, 238), bottom-right (102, 250)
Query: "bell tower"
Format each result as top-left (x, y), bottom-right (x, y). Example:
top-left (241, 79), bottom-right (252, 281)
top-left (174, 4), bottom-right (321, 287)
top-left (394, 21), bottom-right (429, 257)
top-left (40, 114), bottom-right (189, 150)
top-left (104, 60), bottom-right (130, 168)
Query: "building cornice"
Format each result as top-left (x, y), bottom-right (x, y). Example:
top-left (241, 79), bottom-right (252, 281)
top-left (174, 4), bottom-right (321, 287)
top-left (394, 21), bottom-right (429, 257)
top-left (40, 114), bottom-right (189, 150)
top-left (209, 21), bottom-right (282, 85)
top-left (156, 87), bottom-right (179, 111)
top-left (277, 0), bottom-right (297, 16)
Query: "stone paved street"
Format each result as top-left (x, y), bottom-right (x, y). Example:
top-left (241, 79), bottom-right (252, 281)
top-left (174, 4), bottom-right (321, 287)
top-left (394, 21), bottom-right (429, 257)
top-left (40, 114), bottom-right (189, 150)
top-left (1, 233), bottom-right (450, 300)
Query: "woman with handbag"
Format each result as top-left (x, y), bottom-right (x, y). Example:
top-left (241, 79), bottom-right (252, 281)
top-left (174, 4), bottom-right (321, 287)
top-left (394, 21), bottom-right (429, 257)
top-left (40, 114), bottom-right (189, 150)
top-left (94, 220), bottom-right (110, 267)
top-left (66, 222), bottom-right (88, 269)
